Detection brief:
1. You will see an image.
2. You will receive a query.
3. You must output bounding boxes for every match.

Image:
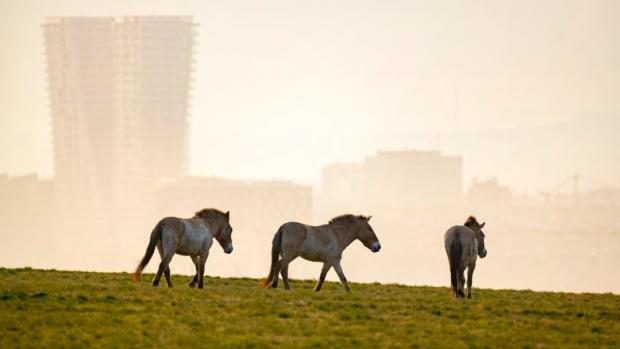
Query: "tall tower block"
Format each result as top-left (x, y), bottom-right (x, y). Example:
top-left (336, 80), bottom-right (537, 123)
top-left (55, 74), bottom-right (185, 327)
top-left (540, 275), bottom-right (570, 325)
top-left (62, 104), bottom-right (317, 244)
top-left (44, 17), bottom-right (197, 236)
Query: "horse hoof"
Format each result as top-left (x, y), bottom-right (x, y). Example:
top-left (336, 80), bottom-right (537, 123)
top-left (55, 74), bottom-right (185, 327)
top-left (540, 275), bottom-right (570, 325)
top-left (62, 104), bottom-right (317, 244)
top-left (189, 283), bottom-right (196, 288)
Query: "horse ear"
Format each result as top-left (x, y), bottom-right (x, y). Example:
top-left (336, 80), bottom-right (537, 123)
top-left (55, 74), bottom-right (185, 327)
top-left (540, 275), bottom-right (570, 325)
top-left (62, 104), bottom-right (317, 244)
top-left (225, 211), bottom-right (230, 219)
top-left (366, 215), bottom-right (372, 222)
top-left (480, 222), bottom-right (485, 228)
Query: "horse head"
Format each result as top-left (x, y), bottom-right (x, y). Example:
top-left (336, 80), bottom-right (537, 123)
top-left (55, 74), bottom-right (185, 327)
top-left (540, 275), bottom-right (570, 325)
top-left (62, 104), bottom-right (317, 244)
top-left (196, 209), bottom-right (234, 254)
top-left (358, 215), bottom-right (381, 253)
top-left (465, 216), bottom-right (487, 258)
top-left (216, 211), bottom-right (234, 254)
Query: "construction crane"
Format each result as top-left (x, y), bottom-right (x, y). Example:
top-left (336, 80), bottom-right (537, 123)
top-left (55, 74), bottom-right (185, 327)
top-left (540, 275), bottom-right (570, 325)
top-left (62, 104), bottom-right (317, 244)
top-left (539, 173), bottom-right (600, 207)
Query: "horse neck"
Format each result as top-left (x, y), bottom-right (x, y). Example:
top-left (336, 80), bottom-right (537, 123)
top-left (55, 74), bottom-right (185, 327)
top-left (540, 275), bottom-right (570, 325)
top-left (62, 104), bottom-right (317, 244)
top-left (199, 217), bottom-right (222, 237)
top-left (332, 224), bottom-right (359, 250)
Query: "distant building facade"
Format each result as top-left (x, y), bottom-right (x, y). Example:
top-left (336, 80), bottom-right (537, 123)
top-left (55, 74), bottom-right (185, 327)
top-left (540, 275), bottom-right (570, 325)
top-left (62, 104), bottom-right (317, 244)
top-left (321, 162), bottom-right (365, 211)
top-left (44, 17), bottom-right (197, 234)
top-left (0, 174), bottom-right (53, 236)
top-left (319, 150), bottom-right (463, 215)
top-left (364, 150), bottom-right (462, 208)
top-left (467, 177), bottom-right (512, 208)
top-left (157, 177), bottom-right (313, 233)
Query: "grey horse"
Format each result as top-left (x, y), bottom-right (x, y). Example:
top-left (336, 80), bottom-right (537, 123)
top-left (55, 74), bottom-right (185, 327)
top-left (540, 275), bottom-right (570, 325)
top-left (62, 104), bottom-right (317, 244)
top-left (133, 208), bottom-right (233, 289)
top-left (444, 216), bottom-right (487, 298)
top-left (261, 214), bottom-right (381, 292)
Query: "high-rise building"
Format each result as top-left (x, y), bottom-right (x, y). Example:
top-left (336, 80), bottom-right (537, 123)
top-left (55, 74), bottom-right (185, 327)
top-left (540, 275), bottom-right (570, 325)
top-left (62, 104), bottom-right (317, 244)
top-left (44, 16), bottom-right (197, 235)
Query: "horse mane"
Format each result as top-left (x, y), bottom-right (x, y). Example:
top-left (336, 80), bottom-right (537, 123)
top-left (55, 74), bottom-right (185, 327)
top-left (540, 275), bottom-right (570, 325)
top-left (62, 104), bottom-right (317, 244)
top-left (329, 214), bottom-right (368, 226)
top-left (464, 215), bottom-right (479, 228)
top-left (194, 208), bottom-right (227, 219)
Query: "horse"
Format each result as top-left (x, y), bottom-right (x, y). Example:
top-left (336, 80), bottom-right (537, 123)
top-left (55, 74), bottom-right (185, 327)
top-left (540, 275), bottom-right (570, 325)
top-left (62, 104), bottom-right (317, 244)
top-left (133, 208), bottom-right (233, 289)
top-left (444, 216), bottom-right (487, 298)
top-left (260, 214), bottom-right (381, 292)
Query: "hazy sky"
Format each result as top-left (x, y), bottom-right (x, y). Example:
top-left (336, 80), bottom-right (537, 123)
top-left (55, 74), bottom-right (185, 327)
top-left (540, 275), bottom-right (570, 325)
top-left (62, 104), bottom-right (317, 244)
top-left (1, 0), bottom-right (618, 193)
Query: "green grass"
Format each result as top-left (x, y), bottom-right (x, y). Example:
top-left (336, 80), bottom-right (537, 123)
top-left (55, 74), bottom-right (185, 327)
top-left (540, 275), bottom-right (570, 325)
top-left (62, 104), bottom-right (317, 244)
top-left (1, 268), bottom-right (619, 348)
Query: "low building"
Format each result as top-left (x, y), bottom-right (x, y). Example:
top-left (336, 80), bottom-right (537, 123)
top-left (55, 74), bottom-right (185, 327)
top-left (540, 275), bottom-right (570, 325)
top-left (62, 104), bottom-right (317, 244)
top-left (319, 150), bottom-right (463, 215)
top-left (0, 174), bottom-right (54, 234)
top-left (157, 177), bottom-right (313, 233)
top-left (467, 177), bottom-right (512, 208)
top-left (364, 150), bottom-right (462, 208)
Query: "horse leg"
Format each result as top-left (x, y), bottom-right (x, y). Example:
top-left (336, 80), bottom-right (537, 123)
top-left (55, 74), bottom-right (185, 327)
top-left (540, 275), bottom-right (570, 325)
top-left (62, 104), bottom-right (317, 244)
top-left (450, 263), bottom-right (457, 296)
top-left (153, 251), bottom-right (174, 287)
top-left (271, 260), bottom-right (282, 288)
top-left (164, 267), bottom-right (173, 288)
top-left (332, 260), bottom-right (350, 292)
top-left (454, 269), bottom-right (461, 298)
top-left (154, 241), bottom-right (172, 287)
top-left (157, 242), bottom-right (173, 288)
top-left (189, 256), bottom-right (200, 288)
top-left (467, 260), bottom-right (476, 299)
top-left (197, 252), bottom-right (209, 289)
top-left (314, 263), bottom-right (331, 292)
top-left (280, 257), bottom-right (297, 290)
top-left (281, 262), bottom-right (290, 290)
top-left (456, 267), bottom-right (466, 298)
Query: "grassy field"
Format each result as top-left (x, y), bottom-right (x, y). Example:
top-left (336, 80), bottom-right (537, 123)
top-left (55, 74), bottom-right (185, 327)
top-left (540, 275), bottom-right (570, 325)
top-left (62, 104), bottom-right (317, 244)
top-left (1, 268), bottom-right (619, 348)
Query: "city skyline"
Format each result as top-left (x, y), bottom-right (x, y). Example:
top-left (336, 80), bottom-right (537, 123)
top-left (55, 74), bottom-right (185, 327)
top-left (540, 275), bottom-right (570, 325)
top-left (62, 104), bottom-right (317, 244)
top-left (1, 5), bottom-right (620, 345)
top-left (1, 1), bottom-right (619, 194)
top-left (0, 5), bottom-right (619, 295)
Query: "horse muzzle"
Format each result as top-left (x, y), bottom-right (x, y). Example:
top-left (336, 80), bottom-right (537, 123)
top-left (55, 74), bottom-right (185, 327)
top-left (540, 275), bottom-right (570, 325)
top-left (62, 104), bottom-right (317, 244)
top-left (370, 241), bottom-right (381, 253)
top-left (479, 249), bottom-right (487, 258)
top-left (224, 244), bottom-right (233, 254)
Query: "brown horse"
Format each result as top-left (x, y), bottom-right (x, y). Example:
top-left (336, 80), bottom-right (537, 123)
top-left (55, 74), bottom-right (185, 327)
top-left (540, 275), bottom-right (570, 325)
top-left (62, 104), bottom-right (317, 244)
top-left (444, 216), bottom-right (487, 298)
top-left (261, 214), bottom-right (381, 292)
top-left (133, 208), bottom-right (233, 289)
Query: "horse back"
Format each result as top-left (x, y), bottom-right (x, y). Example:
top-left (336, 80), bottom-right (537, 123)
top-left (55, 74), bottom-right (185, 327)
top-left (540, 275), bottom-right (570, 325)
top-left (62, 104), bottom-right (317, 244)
top-left (277, 221), bottom-right (304, 237)
top-left (445, 225), bottom-right (476, 266)
top-left (159, 216), bottom-right (186, 235)
top-left (279, 221), bottom-right (335, 261)
top-left (160, 216), bottom-right (212, 256)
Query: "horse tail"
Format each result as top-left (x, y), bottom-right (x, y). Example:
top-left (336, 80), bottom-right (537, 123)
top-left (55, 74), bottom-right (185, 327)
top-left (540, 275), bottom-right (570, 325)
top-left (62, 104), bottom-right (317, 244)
top-left (260, 227), bottom-right (283, 288)
top-left (133, 220), bottom-right (163, 282)
top-left (449, 230), bottom-right (462, 295)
